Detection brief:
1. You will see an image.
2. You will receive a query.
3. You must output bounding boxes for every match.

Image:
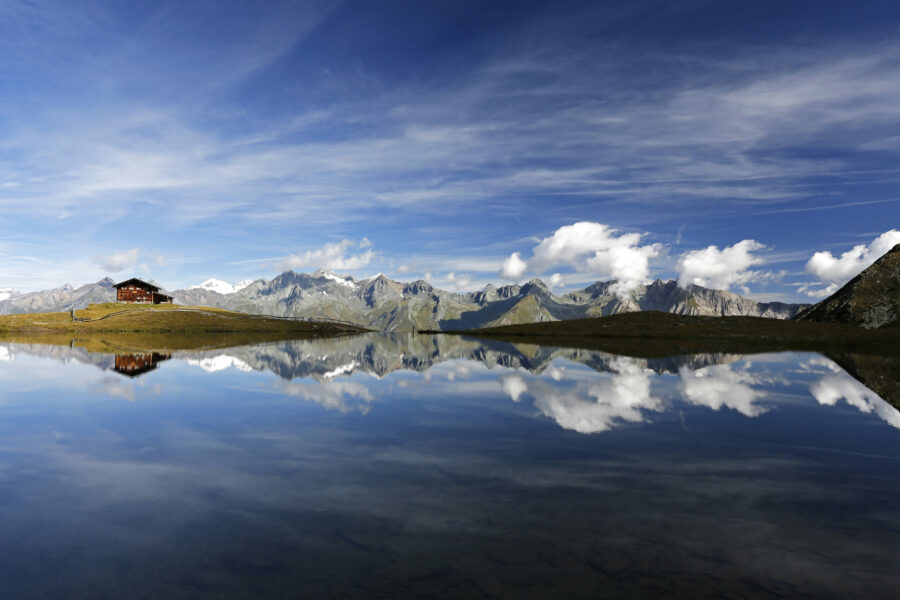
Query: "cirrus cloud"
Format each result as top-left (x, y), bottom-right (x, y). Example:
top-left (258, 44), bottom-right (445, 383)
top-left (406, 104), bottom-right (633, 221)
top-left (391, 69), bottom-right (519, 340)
top-left (95, 248), bottom-right (140, 273)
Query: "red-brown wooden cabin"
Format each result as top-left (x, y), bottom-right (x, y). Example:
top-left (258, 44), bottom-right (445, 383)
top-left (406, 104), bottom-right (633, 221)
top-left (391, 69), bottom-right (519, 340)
top-left (114, 278), bottom-right (174, 304)
top-left (114, 352), bottom-right (172, 377)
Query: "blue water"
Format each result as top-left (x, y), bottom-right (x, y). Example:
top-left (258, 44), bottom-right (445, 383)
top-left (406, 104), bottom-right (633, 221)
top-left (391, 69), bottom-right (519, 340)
top-left (0, 334), bottom-right (898, 598)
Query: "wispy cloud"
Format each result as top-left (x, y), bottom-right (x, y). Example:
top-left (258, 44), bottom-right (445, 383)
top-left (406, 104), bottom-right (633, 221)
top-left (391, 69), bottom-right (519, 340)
top-left (95, 248), bottom-right (139, 273)
top-left (0, 2), bottom-right (897, 298)
top-left (280, 238), bottom-right (374, 272)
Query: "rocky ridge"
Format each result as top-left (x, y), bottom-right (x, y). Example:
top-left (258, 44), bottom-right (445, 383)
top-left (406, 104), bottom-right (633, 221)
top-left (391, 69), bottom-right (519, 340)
top-left (795, 243), bottom-right (900, 329)
top-left (0, 269), bottom-right (806, 330)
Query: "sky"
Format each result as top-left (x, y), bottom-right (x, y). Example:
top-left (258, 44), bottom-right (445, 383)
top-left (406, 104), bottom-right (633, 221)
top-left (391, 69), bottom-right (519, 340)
top-left (1, 0), bottom-right (898, 301)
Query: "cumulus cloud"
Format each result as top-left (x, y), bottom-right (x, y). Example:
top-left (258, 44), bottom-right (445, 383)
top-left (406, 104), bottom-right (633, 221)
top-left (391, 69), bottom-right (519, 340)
top-left (500, 252), bottom-right (527, 279)
top-left (810, 370), bottom-right (900, 429)
top-left (678, 364), bottom-right (767, 417)
top-left (281, 238), bottom-right (374, 271)
top-left (676, 239), bottom-right (766, 291)
top-left (531, 357), bottom-right (665, 433)
top-left (96, 248), bottom-right (140, 273)
top-left (802, 230), bottom-right (900, 296)
top-left (500, 374), bottom-right (528, 402)
top-left (499, 222), bottom-right (661, 295)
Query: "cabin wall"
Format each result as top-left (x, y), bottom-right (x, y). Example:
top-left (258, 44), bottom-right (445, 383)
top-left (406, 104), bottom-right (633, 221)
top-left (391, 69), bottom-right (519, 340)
top-left (116, 286), bottom-right (155, 303)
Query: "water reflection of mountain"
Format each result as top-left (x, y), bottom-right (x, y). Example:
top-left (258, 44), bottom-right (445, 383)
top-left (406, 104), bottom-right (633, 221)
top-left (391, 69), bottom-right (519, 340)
top-left (177, 333), bottom-right (743, 380)
top-left (1, 335), bottom-right (897, 434)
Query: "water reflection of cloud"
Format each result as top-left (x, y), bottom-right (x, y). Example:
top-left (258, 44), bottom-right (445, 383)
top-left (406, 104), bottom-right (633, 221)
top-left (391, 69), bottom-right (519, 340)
top-left (93, 376), bottom-right (137, 402)
top-left (500, 374), bottom-right (527, 403)
top-left (90, 377), bottom-right (164, 403)
top-left (798, 357), bottom-right (842, 374)
top-left (0, 345), bottom-right (11, 362)
top-left (809, 369), bottom-right (900, 429)
top-left (678, 364), bottom-right (767, 417)
top-left (275, 380), bottom-right (375, 414)
top-left (525, 357), bottom-right (664, 434)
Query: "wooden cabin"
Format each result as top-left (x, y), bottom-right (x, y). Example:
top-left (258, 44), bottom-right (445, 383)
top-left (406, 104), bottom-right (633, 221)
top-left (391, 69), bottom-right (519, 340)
top-left (114, 352), bottom-right (172, 377)
top-left (114, 278), bottom-right (173, 304)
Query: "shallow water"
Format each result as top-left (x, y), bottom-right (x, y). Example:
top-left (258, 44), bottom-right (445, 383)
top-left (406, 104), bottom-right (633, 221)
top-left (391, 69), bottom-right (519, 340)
top-left (0, 334), bottom-right (898, 598)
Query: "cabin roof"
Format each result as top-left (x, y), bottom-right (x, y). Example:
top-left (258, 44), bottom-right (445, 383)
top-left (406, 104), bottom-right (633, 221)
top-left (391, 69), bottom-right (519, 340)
top-left (114, 277), bottom-right (160, 291)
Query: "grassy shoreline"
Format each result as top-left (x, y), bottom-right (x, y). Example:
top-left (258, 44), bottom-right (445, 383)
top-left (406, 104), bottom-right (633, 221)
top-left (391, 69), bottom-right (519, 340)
top-left (0, 303), bottom-right (366, 352)
top-left (422, 311), bottom-right (900, 357)
top-left (0, 303), bottom-right (365, 335)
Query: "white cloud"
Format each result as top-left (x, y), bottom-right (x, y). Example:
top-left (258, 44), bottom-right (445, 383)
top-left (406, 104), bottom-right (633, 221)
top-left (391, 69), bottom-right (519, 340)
top-left (499, 222), bottom-right (661, 295)
top-left (95, 248), bottom-right (140, 273)
top-left (531, 357), bottom-right (664, 433)
top-left (803, 230), bottom-right (900, 296)
top-left (678, 364), bottom-right (767, 417)
top-left (500, 252), bottom-right (527, 279)
top-left (445, 272), bottom-right (473, 291)
top-left (797, 282), bottom-right (839, 298)
top-left (275, 380), bottom-right (375, 414)
top-left (281, 238), bottom-right (374, 271)
top-left (676, 240), bottom-right (766, 291)
top-left (500, 374), bottom-right (528, 402)
top-left (810, 371), bottom-right (900, 429)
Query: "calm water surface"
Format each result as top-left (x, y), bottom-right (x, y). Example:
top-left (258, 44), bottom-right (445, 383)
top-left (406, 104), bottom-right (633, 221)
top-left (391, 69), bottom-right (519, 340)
top-left (0, 334), bottom-right (898, 599)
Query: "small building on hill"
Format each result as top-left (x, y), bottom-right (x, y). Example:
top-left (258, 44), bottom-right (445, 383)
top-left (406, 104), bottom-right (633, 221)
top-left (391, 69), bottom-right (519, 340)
top-left (114, 278), bottom-right (173, 304)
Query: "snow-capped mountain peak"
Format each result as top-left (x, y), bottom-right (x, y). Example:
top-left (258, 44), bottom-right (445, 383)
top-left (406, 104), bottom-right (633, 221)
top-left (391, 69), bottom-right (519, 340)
top-left (0, 288), bottom-right (19, 302)
top-left (190, 278), bottom-right (254, 295)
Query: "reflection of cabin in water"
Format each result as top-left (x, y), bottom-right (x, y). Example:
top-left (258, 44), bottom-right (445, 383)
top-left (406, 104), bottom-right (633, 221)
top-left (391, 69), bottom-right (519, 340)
top-left (114, 278), bottom-right (173, 304)
top-left (114, 353), bottom-right (172, 378)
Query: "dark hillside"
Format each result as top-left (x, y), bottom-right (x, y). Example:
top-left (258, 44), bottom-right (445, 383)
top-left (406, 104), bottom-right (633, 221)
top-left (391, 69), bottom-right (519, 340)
top-left (795, 244), bottom-right (900, 329)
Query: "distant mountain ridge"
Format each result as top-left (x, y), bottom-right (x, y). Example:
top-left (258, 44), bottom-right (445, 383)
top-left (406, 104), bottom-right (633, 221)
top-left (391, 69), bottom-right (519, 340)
top-left (0, 277), bottom-right (117, 314)
top-left (0, 269), bottom-right (807, 330)
top-left (795, 243), bottom-right (900, 329)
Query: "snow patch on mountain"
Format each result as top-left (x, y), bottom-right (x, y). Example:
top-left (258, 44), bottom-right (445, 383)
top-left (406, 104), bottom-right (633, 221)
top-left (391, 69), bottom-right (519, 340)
top-left (185, 355), bottom-right (253, 372)
top-left (190, 278), bottom-right (255, 295)
top-left (0, 288), bottom-right (19, 302)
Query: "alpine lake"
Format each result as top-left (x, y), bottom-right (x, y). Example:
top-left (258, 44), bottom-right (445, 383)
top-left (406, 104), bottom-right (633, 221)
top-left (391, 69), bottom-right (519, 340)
top-left (0, 332), bottom-right (898, 599)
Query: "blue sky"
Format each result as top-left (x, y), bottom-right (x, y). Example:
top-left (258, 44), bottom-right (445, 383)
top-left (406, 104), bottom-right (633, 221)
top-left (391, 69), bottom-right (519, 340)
top-left (1, 0), bottom-right (898, 300)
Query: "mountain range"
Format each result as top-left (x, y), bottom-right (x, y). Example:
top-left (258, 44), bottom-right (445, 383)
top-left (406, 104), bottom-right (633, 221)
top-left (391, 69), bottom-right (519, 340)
top-left (0, 270), bottom-right (806, 331)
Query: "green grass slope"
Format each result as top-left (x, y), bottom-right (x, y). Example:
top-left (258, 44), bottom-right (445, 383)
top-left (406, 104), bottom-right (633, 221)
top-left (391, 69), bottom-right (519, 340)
top-left (0, 303), bottom-right (366, 335)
